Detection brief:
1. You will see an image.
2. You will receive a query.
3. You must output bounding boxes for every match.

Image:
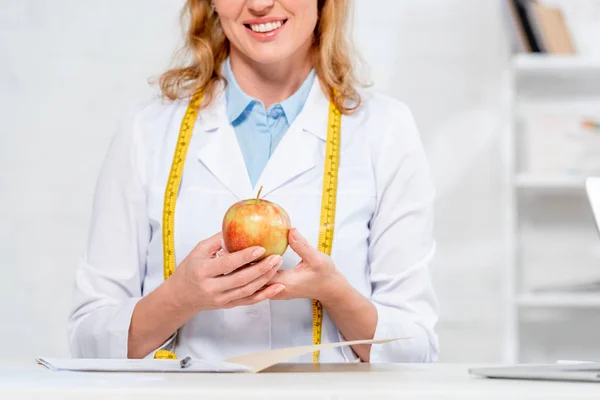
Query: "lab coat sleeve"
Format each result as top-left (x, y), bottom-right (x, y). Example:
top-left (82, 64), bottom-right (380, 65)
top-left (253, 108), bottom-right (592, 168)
top-left (367, 102), bottom-right (440, 363)
top-left (67, 103), bottom-right (171, 359)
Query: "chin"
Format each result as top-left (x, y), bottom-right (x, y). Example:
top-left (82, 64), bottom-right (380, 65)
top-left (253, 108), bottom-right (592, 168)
top-left (246, 49), bottom-right (296, 66)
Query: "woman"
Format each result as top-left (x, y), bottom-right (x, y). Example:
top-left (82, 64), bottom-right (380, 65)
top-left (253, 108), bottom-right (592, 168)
top-left (68, 0), bottom-right (439, 364)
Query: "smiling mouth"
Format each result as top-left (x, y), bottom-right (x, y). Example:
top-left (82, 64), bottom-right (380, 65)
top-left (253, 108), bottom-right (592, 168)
top-left (244, 19), bottom-right (288, 34)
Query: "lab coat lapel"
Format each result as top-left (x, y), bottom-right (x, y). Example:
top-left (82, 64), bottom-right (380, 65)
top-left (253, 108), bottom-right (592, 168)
top-left (196, 93), bottom-right (254, 200)
top-left (256, 80), bottom-right (330, 197)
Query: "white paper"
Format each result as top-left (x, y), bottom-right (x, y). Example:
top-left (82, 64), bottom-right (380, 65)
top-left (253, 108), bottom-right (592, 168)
top-left (37, 337), bottom-right (408, 374)
top-left (225, 338), bottom-right (405, 373)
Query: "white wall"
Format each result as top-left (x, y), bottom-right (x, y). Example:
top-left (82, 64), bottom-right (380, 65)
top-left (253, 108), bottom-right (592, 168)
top-left (352, 0), bottom-right (511, 362)
top-left (0, 0), bottom-right (511, 361)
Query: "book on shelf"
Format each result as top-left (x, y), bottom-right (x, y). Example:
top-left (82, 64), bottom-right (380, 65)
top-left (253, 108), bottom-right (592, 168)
top-left (503, 0), bottom-right (577, 54)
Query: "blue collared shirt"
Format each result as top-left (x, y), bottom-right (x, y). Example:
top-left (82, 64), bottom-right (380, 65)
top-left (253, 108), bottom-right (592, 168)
top-left (222, 58), bottom-right (316, 189)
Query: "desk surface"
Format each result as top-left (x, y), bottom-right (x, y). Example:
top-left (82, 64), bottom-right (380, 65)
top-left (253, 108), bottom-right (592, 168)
top-left (1, 361), bottom-right (599, 399)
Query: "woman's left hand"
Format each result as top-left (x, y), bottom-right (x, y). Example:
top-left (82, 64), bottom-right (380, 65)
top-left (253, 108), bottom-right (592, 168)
top-left (269, 228), bottom-right (379, 362)
top-left (268, 228), bottom-right (349, 303)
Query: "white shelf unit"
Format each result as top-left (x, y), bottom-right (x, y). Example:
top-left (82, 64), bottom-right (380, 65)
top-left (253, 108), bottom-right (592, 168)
top-left (505, 54), bottom-right (600, 364)
top-left (518, 293), bottom-right (600, 308)
top-left (514, 54), bottom-right (600, 73)
top-left (515, 174), bottom-right (587, 191)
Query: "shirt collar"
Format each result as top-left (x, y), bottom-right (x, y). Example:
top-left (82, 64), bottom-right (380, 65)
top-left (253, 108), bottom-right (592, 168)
top-left (279, 68), bottom-right (316, 124)
top-left (223, 58), bottom-right (257, 123)
top-left (222, 57), bottom-right (316, 125)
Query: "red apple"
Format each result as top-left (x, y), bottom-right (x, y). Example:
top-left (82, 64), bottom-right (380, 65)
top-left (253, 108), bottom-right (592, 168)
top-left (222, 188), bottom-right (291, 260)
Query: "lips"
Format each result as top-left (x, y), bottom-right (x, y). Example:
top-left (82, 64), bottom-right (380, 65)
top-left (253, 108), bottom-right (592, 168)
top-left (243, 19), bottom-right (288, 41)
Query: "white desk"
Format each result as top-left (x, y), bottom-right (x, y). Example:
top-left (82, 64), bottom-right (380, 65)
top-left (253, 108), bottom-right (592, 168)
top-left (1, 362), bottom-right (599, 399)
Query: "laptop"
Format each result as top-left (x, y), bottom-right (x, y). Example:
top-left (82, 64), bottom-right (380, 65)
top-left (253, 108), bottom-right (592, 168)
top-left (469, 362), bottom-right (600, 382)
top-left (468, 177), bottom-right (600, 383)
top-left (588, 177), bottom-right (600, 235)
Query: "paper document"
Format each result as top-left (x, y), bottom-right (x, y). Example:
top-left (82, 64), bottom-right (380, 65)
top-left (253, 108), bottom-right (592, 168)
top-left (36, 357), bottom-right (249, 373)
top-left (37, 337), bottom-right (407, 374)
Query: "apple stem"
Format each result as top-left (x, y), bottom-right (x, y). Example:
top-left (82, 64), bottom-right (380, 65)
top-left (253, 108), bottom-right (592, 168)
top-left (256, 186), bottom-right (264, 204)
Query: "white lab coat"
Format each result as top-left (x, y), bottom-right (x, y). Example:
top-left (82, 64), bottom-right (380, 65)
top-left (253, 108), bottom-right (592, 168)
top-left (67, 79), bottom-right (440, 363)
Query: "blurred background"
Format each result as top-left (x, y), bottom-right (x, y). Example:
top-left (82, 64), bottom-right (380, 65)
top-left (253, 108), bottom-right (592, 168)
top-left (1, 0), bottom-right (600, 364)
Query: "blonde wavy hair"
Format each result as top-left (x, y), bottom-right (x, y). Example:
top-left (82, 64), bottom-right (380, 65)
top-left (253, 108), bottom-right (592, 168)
top-left (159, 0), bottom-right (363, 115)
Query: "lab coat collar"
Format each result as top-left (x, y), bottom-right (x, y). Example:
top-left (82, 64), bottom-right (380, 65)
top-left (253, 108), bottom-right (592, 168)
top-left (196, 78), bottom-right (330, 200)
top-left (296, 77), bottom-right (330, 141)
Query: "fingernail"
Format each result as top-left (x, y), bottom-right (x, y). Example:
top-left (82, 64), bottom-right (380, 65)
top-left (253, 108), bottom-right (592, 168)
top-left (253, 247), bottom-right (266, 257)
top-left (269, 255), bottom-right (282, 267)
top-left (274, 285), bottom-right (285, 294)
top-left (293, 229), bottom-right (302, 242)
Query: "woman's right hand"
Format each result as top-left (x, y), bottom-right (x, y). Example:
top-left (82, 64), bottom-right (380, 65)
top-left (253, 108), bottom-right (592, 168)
top-left (164, 232), bottom-right (285, 313)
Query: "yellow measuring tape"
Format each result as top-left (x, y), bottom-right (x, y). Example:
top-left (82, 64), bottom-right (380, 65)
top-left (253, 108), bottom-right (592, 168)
top-left (155, 90), bottom-right (341, 364)
top-left (312, 101), bottom-right (341, 363)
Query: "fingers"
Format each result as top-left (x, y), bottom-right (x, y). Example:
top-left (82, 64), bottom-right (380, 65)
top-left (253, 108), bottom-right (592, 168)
top-left (204, 246), bottom-right (266, 277)
top-left (266, 269), bottom-right (287, 286)
top-left (215, 248), bottom-right (230, 259)
top-left (288, 228), bottom-right (321, 265)
top-left (217, 238), bottom-right (233, 257)
top-left (220, 261), bottom-right (282, 304)
top-left (225, 284), bottom-right (286, 308)
top-left (189, 232), bottom-right (224, 259)
top-left (215, 255), bottom-right (283, 291)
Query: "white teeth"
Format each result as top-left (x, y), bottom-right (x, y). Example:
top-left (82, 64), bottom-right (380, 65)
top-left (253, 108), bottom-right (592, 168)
top-left (250, 20), bottom-right (283, 33)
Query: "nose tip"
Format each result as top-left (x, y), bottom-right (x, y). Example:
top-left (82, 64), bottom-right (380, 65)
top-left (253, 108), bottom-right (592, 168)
top-left (247, 0), bottom-right (275, 13)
